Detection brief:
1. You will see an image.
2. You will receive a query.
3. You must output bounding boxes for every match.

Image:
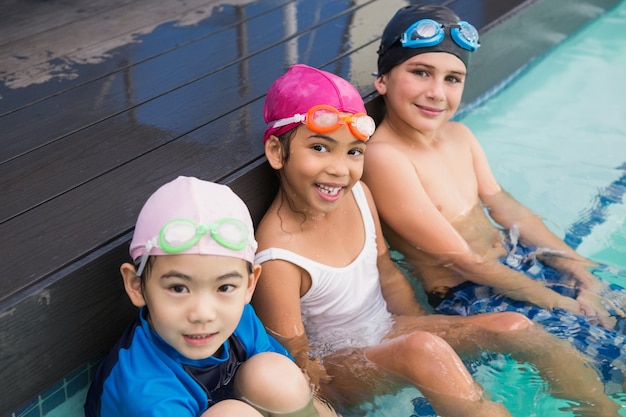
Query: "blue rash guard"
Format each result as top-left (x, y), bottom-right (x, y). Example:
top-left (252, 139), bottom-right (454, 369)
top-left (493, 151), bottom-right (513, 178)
top-left (85, 304), bottom-right (291, 417)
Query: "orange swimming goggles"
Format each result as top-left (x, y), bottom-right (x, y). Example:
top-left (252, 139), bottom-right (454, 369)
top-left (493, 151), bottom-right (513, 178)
top-left (269, 105), bottom-right (376, 141)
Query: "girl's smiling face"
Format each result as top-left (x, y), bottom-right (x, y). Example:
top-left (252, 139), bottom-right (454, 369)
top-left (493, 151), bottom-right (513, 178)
top-left (122, 254), bottom-right (258, 360)
top-left (376, 52), bottom-right (467, 134)
top-left (270, 123), bottom-right (366, 219)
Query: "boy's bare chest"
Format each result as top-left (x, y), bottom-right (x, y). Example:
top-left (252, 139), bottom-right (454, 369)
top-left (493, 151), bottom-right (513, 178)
top-left (409, 144), bottom-right (479, 217)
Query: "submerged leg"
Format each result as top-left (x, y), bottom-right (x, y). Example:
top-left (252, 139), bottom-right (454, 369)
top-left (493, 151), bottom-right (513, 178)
top-left (498, 317), bottom-right (621, 417)
top-left (364, 331), bottom-right (512, 417)
top-left (393, 312), bottom-right (621, 416)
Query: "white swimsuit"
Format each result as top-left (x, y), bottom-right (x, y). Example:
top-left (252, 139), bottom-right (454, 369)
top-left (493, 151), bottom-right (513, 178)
top-left (255, 182), bottom-right (393, 355)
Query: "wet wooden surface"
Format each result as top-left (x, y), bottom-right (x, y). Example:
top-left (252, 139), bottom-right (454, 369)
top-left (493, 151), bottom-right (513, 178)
top-left (0, 0), bottom-right (530, 307)
top-left (6, 0), bottom-right (614, 413)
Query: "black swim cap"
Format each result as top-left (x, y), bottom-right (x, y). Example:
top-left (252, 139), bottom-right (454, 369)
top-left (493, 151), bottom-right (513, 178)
top-left (377, 4), bottom-right (475, 75)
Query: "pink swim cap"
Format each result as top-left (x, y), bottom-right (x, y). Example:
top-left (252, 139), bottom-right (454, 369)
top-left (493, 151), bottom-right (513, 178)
top-left (129, 176), bottom-right (257, 265)
top-left (263, 64), bottom-right (366, 143)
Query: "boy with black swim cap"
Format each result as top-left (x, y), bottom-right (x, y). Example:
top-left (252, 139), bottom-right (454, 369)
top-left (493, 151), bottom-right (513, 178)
top-left (363, 5), bottom-right (625, 416)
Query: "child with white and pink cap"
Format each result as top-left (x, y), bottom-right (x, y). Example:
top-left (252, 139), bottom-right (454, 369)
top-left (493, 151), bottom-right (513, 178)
top-left (84, 176), bottom-right (325, 417)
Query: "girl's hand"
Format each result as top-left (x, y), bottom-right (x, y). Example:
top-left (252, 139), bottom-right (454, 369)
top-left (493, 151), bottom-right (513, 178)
top-left (304, 357), bottom-right (331, 391)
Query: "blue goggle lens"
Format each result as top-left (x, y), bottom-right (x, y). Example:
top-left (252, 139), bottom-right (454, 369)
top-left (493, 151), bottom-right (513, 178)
top-left (451, 21), bottom-right (479, 52)
top-left (400, 19), bottom-right (479, 52)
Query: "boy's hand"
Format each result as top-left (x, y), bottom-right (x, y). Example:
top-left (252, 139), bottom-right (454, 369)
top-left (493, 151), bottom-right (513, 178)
top-left (576, 289), bottom-right (619, 329)
top-left (552, 295), bottom-right (585, 316)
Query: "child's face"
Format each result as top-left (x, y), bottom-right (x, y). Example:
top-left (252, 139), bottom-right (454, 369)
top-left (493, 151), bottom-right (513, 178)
top-left (277, 123), bottom-right (366, 216)
top-left (376, 52), bottom-right (466, 132)
top-left (126, 254), bottom-right (258, 360)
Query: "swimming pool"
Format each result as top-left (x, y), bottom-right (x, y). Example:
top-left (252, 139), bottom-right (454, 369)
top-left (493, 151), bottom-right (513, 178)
top-left (23, 1), bottom-right (626, 417)
top-left (462, 0), bottom-right (626, 274)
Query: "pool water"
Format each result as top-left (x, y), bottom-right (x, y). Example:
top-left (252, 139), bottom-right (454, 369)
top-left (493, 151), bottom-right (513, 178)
top-left (36, 1), bottom-right (626, 417)
top-left (461, 0), bottom-right (626, 274)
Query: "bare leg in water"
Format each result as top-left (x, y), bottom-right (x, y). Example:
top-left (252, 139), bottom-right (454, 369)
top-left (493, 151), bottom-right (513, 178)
top-left (389, 312), bottom-right (620, 417)
top-left (316, 330), bottom-right (512, 417)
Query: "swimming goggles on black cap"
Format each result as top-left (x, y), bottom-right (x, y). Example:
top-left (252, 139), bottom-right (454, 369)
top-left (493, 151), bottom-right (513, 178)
top-left (400, 19), bottom-right (479, 52)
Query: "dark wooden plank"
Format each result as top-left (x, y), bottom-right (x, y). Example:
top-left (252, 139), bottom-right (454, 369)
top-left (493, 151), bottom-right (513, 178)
top-left (0, 0), bottom-right (135, 47)
top-left (0, 0), bottom-right (392, 295)
top-left (1, 0), bottom-right (379, 161)
top-left (448, 0), bottom-right (531, 30)
top-left (0, 236), bottom-right (136, 417)
top-left (0, 2), bottom-right (298, 162)
top-left (0, 0), bottom-right (293, 115)
top-left (0, 0), bottom-right (256, 82)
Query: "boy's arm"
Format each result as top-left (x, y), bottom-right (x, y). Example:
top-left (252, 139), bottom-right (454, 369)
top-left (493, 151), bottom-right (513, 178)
top-left (470, 135), bottom-right (624, 323)
top-left (363, 141), bottom-right (584, 315)
top-left (469, 131), bottom-right (598, 288)
top-left (361, 182), bottom-right (427, 316)
top-left (482, 189), bottom-right (598, 286)
top-left (252, 258), bottom-right (330, 388)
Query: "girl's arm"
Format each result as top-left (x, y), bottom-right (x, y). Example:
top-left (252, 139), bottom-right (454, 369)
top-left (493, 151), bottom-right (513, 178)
top-left (252, 258), bottom-right (329, 387)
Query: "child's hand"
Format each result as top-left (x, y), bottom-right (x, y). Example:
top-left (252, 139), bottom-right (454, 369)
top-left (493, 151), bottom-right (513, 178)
top-left (552, 295), bottom-right (585, 317)
top-left (305, 358), bottom-right (331, 392)
top-left (576, 289), bottom-right (619, 329)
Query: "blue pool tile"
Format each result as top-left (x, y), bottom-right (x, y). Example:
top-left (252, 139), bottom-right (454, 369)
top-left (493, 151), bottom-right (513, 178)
top-left (41, 386), bottom-right (65, 415)
top-left (15, 400), bottom-right (40, 417)
top-left (66, 368), bottom-right (88, 397)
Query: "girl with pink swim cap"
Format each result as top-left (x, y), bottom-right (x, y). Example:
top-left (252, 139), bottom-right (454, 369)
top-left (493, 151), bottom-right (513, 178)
top-left (252, 62), bottom-right (619, 417)
top-left (254, 63), bottom-right (508, 416)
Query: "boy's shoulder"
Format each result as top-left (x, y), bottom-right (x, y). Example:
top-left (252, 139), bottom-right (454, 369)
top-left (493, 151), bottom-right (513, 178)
top-left (443, 120), bottom-right (474, 138)
top-left (369, 119), bottom-right (467, 143)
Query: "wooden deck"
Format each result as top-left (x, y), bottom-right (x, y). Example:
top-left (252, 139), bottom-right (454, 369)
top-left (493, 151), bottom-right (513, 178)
top-left (0, 0), bottom-right (619, 414)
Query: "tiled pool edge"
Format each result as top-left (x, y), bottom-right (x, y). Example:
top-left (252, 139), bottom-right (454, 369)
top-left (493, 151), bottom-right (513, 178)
top-left (10, 360), bottom-right (101, 417)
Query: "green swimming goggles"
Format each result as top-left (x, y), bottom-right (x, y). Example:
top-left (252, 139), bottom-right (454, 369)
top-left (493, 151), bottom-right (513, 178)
top-left (135, 217), bottom-right (249, 276)
top-left (401, 19), bottom-right (480, 52)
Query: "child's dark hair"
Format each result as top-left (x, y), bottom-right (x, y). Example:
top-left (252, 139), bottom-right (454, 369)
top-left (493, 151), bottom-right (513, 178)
top-left (271, 128), bottom-right (309, 229)
top-left (275, 128), bottom-right (297, 164)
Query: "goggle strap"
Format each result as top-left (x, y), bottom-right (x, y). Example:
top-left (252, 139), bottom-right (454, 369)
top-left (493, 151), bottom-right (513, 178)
top-left (270, 114), bottom-right (306, 129)
top-left (136, 239), bottom-right (154, 277)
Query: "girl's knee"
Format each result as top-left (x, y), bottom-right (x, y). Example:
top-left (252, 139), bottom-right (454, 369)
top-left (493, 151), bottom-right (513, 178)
top-left (235, 352), bottom-right (312, 412)
top-left (403, 331), bottom-right (457, 357)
